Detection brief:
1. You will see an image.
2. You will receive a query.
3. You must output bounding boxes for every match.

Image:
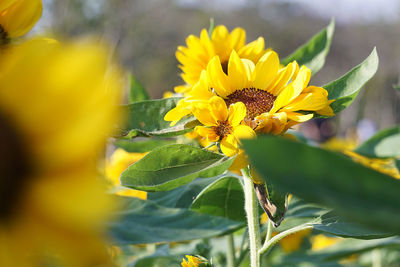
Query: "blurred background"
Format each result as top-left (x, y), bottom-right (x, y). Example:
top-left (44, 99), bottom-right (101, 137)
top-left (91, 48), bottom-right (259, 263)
top-left (33, 0), bottom-right (400, 141)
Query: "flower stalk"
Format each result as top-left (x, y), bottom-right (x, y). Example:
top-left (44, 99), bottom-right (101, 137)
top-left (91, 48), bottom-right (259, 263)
top-left (242, 167), bottom-right (261, 267)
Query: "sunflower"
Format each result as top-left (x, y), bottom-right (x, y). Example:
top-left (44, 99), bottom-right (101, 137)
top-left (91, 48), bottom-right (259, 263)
top-left (0, 38), bottom-right (122, 266)
top-left (0, 0), bottom-right (42, 45)
top-left (192, 96), bottom-right (256, 157)
top-left (176, 25), bottom-right (268, 94)
top-left (166, 49), bottom-right (334, 138)
top-left (181, 255), bottom-right (210, 267)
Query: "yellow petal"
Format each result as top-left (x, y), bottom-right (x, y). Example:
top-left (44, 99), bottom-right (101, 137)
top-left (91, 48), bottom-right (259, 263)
top-left (164, 101), bottom-right (191, 126)
top-left (195, 126), bottom-right (219, 142)
top-left (229, 27), bottom-right (246, 51)
top-left (252, 51), bottom-right (280, 90)
top-left (220, 134), bottom-right (239, 157)
top-left (238, 37), bottom-right (265, 62)
top-left (290, 66), bottom-right (311, 100)
top-left (316, 100), bottom-right (335, 116)
top-left (227, 101), bottom-right (247, 126)
top-left (192, 105), bottom-right (217, 126)
top-left (269, 61), bottom-right (298, 95)
top-left (270, 84), bottom-right (295, 113)
top-left (0, 0), bottom-right (43, 38)
top-left (228, 50), bottom-right (249, 91)
top-left (285, 111), bottom-right (314, 122)
top-left (0, 0), bottom-right (16, 11)
top-left (284, 87), bottom-right (330, 112)
top-left (241, 58), bottom-right (255, 82)
top-left (233, 125), bottom-right (256, 140)
top-left (228, 149), bottom-right (249, 174)
top-left (209, 96), bottom-right (228, 122)
top-left (206, 56), bottom-right (232, 98)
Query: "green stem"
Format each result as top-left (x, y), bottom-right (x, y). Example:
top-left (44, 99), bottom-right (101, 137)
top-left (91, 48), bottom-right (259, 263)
top-left (259, 223), bottom-right (313, 255)
top-left (263, 219), bottom-right (273, 249)
top-left (242, 168), bottom-right (261, 267)
top-left (226, 234), bottom-right (236, 267)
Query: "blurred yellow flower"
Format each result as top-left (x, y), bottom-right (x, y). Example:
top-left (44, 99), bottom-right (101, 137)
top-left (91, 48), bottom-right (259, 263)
top-left (0, 38), bottom-right (122, 266)
top-left (279, 229), bottom-right (312, 253)
top-left (193, 96), bottom-right (255, 157)
top-left (106, 148), bottom-right (147, 199)
top-left (181, 255), bottom-right (205, 267)
top-left (311, 234), bottom-right (340, 251)
top-left (0, 0), bottom-right (42, 42)
top-left (176, 25), bottom-right (268, 93)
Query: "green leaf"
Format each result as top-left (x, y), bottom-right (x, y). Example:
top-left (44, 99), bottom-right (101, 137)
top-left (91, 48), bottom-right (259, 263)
top-left (114, 139), bottom-right (175, 153)
top-left (324, 48), bottom-right (379, 114)
top-left (354, 126), bottom-right (400, 158)
top-left (130, 256), bottom-right (181, 267)
top-left (242, 136), bottom-right (400, 233)
top-left (121, 144), bottom-right (235, 191)
top-left (129, 74), bottom-right (150, 103)
top-left (282, 19), bottom-right (334, 75)
top-left (312, 212), bottom-right (395, 239)
top-left (393, 84), bottom-right (400, 91)
top-left (148, 177), bottom-right (220, 208)
top-left (191, 176), bottom-right (245, 222)
top-left (108, 197), bottom-right (244, 245)
top-left (120, 98), bottom-right (197, 138)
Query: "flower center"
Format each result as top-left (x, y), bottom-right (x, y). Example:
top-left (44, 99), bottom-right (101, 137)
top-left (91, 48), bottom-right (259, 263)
top-left (0, 112), bottom-right (31, 222)
top-left (225, 88), bottom-right (276, 121)
top-left (213, 120), bottom-right (232, 139)
top-left (0, 24), bottom-right (9, 47)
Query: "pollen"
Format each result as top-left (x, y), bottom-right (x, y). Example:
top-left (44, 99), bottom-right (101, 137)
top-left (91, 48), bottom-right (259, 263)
top-left (213, 120), bottom-right (233, 139)
top-left (225, 88), bottom-right (276, 120)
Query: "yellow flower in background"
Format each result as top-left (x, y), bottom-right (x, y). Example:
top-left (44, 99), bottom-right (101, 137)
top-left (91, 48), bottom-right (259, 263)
top-left (0, 38), bottom-right (122, 266)
top-left (176, 25), bottom-right (268, 93)
top-left (279, 229), bottom-right (312, 253)
top-left (311, 234), bottom-right (340, 251)
top-left (106, 148), bottom-right (148, 199)
top-left (181, 255), bottom-right (208, 267)
top-left (0, 0), bottom-right (42, 43)
top-left (193, 96), bottom-right (256, 157)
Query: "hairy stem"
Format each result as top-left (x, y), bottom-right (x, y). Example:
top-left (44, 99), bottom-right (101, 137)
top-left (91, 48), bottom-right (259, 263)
top-left (242, 168), bottom-right (261, 267)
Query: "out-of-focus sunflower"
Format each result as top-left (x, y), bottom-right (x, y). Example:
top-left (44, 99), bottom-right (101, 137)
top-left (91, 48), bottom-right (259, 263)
top-left (0, 0), bottom-right (42, 45)
top-left (175, 25), bottom-right (268, 94)
top-left (106, 148), bottom-right (148, 199)
top-left (166, 50), bottom-right (334, 140)
top-left (0, 38), bottom-right (122, 266)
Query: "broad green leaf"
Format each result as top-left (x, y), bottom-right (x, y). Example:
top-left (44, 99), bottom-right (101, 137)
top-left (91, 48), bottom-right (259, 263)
top-left (312, 212), bottom-right (395, 239)
top-left (108, 197), bottom-right (243, 245)
top-left (114, 139), bottom-right (175, 153)
top-left (148, 177), bottom-right (219, 208)
top-left (129, 74), bottom-right (150, 103)
top-left (120, 98), bottom-right (198, 138)
top-left (191, 176), bottom-right (245, 222)
top-left (282, 19), bottom-right (334, 75)
top-left (324, 48), bottom-right (378, 114)
top-left (121, 144), bottom-right (234, 191)
top-left (242, 136), bottom-right (400, 233)
top-left (354, 126), bottom-right (400, 158)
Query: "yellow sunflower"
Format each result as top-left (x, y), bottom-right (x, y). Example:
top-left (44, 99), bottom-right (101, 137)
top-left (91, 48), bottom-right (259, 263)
top-left (176, 25), bottom-right (268, 94)
top-left (0, 38), bottom-right (122, 266)
top-left (181, 255), bottom-right (209, 267)
top-left (192, 96), bottom-right (256, 157)
top-left (166, 49), bottom-right (334, 137)
top-left (0, 0), bottom-right (42, 44)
